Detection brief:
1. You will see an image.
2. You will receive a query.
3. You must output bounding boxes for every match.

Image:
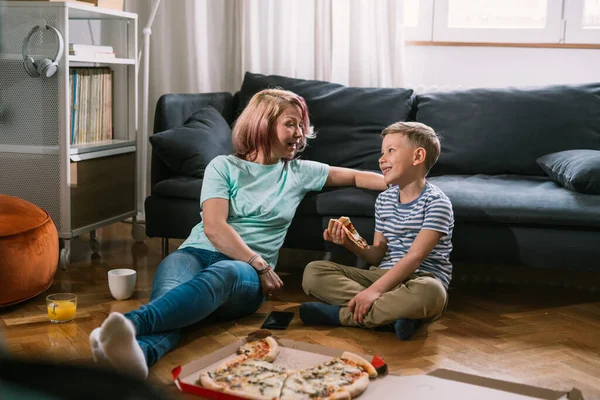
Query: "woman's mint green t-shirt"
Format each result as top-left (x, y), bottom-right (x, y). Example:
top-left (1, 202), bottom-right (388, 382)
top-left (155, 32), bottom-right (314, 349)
top-left (179, 155), bottom-right (329, 268)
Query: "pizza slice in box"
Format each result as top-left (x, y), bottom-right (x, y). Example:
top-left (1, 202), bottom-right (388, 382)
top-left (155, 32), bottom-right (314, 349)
top-left (200, 357), bottom-right (289, 400)
top-left (329, 216), bottom-right (369, 249)
top-left (280, 351), bottom-right (377, 399)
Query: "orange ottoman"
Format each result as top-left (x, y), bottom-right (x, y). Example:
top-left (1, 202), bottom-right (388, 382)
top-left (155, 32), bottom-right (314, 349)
top-left (0, 195), bottom-right (58, 308)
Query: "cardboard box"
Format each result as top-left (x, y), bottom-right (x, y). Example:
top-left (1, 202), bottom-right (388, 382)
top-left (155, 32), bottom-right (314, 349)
top-left (173, 334), bottom-right (585, 400)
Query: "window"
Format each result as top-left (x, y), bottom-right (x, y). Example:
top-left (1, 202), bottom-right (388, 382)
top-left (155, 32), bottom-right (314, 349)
top-left (403, 0), bottom-right (600, 45)
top-left (403, 0), bottom-right (434, 40)
top-left (433, 0), bottom-right (563, 43)
top-left (564, 0), bottom-right (600, 43)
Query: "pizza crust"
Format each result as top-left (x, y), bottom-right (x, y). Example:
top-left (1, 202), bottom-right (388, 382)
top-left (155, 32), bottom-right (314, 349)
top-left (264, 336), bottom-right (280, 362)
top-left (341, 351), bottom-right (378, 378)
top-left (342, 372), bottom-right (369, 398)
top-left (238, 337), bottom-right (280, 362)
top-left (199, 372), bottom-right (226, 392)
top-left (215, 354), bottom-right (249, 372)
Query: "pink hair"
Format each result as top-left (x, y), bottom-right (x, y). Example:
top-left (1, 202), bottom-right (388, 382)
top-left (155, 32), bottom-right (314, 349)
top-left (233, 88), bottom-right (315, 163)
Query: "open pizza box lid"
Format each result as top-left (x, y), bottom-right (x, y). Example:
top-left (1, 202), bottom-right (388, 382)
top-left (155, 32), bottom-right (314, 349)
top-left (172, 333), bottom-right (584, 400)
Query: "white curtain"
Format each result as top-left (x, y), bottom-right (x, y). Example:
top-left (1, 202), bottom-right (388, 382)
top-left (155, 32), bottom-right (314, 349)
top-left (126, 0), bottom-right (405, 94)
top-left (125, 0), bottom-right (404, 197)
top-left (331, 0), bottom-right (405, 87)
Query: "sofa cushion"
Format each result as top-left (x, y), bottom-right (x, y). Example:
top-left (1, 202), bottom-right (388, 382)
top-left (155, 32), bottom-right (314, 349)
top-left (152, 177), bottom-right (203, 201)
top-left (429, 175), bottom-right (600, 228)
top-left (237, 72), bottom-right (414, 169)
top-left (537, 149), bottom-right (600, 195)
top-left (416, 83), bottom-right (600, 176)
top-left (149, 106), bottom-right (233, 178)
top-left (315, 187), bottom-right (380, 218)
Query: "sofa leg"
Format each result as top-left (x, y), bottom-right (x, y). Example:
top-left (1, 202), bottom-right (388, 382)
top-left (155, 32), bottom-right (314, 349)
top-left (162, 238), bottom-right (169, 259)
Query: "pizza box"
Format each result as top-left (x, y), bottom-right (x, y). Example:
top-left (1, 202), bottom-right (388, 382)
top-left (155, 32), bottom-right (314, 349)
top-left (172, 332), bottom-right (585, 400)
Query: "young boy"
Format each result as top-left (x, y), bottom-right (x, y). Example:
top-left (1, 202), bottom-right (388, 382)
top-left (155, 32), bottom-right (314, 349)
top-left (300, 121), bottom-right (454, 340)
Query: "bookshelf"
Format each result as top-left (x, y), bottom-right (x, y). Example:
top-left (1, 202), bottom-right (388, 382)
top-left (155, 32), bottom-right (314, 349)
top-left (0, 1), bottom-right (144, 269)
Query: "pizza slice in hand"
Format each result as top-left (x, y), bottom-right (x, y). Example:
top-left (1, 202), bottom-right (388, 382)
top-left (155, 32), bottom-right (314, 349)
top-left (332, 216), bottom-right (369, 249)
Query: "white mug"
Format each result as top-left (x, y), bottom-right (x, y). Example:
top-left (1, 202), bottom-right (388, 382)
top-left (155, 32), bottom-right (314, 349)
top-left (108, 269), bottom-right (137, 300)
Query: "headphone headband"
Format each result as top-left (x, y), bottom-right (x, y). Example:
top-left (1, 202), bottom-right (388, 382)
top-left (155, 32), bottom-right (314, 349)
top-left (22, 24), bottom-right (65, 67)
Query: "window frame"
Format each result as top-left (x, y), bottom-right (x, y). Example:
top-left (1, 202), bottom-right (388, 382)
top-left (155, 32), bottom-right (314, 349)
top-left (564, 0), bottom-right (600, 43)
top-left (403, 0), bottom-right (434, 41)
top-left (403, 0), bottom-right (600, 45)
top-left (431, 0), bottom-right (565, 43)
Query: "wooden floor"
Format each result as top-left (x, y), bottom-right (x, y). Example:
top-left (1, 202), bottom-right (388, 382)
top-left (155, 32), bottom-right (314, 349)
top-left (1, 222), bottom-right (600, 399)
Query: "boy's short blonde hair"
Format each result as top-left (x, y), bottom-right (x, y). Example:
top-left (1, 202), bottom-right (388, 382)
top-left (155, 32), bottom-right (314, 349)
top-left (381, 122), bottom-right (440, 173)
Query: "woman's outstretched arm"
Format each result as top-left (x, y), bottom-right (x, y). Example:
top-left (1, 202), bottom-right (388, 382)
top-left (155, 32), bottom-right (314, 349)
top-left (325, 166), bottom-right (386, 191)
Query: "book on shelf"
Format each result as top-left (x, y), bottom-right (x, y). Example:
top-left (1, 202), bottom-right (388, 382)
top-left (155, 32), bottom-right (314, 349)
top-left (69, 44), bottom-right (114, 53)
top-left (69, 44), bottom-right (116, 58)
top-left (69, 67), bottom-right (113, 146)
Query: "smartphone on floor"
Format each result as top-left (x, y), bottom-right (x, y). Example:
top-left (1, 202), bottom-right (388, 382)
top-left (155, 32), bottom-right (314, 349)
top-left (261, 311), bottom-right (294, 330)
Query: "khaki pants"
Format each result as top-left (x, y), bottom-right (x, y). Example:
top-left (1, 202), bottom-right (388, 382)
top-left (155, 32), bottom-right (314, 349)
top-left (302, 260), bottom-right (448, 328)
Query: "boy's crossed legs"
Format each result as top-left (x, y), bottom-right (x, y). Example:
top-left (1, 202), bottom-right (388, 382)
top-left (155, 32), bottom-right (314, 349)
top-left (300, 261), bottom-right (447, 340)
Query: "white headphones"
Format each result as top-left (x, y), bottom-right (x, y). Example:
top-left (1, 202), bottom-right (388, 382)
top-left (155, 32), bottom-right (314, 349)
top-left (22, 24), bottom-right (65, 78)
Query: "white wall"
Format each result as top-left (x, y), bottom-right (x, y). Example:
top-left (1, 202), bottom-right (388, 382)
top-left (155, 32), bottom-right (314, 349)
top-left (404, 45), bottom-right (600, 92)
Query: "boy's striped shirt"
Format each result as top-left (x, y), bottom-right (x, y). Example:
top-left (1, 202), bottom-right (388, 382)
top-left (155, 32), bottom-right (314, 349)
top-left (375, 182), bottom-right (454, 289)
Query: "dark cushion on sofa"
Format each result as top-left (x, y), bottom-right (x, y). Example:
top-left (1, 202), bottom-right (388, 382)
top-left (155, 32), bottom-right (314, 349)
top-left (537, 149), bottom-right (600, 195)
top-left (237, 72), bottom-right (414, 169)
top-left (416, 83), bottom-right (600, 176)
top-left (152, 177), bottom-right (203, 200)
top-left (145, 195), bottom-right (201, 239)
top-left (149, 106), bottom-right (232, 178)
top-left (429, 175), bottom-right (600, 228)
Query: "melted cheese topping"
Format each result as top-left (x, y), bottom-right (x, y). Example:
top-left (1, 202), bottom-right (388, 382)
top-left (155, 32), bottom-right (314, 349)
top-left (239, 339), bottom-right (270, 359)
top-left (280, 358), bottom-right (367, 399)
top-left (209, 360), bottom-right (288, 398)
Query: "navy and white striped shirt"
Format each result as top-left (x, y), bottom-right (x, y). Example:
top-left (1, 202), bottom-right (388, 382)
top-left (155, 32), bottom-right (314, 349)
top-left (375, 182), bottom-right (454, 289)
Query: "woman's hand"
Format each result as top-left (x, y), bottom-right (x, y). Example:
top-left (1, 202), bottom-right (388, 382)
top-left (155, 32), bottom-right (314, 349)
top-left (323, 219), bottom-right (349, 247)
top-left (259, 269), bottom-right (284, 297)
top-left (250, 256), bottom-right (284, 296)
top-left (348, 288), bottom-right (382, 325)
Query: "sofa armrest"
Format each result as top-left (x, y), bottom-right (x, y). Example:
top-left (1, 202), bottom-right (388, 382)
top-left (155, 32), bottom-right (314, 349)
top-left (151, 92), bottom-right (236, 187)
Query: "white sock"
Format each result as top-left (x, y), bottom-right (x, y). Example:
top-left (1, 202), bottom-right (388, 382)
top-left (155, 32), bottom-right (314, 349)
top-left (89, 328), bottom-right (109, 365)
top-left (98, 312), bottom-right (148, 380)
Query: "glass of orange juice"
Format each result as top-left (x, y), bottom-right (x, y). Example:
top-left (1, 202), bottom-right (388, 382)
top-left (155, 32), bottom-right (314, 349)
top-left (46, 293), bottom-right (77, 323)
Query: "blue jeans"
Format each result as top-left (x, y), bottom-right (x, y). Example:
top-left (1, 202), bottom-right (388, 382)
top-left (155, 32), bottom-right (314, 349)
top-left (124, 247), bottom-right (264, 367)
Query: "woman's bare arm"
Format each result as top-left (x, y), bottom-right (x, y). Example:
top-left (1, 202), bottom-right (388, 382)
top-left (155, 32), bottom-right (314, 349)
top-left (202, 198), bottom-right (258, 263)
top-left (202, 197), bottom-right (284, 294)
top-left (325, 166), bottom-right (386, 191)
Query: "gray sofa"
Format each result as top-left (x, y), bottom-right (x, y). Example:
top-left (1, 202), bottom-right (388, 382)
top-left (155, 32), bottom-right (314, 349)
top-left (145, 72), bottom-right (600, 272)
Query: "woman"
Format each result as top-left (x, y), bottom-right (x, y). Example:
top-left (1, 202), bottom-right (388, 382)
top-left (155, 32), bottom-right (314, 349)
top-left (89, 89), bottom-right (386, 379)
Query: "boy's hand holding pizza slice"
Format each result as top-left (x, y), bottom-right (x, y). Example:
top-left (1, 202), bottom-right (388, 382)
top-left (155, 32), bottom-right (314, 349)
top-left (325, 216), bottom-right (369, 249)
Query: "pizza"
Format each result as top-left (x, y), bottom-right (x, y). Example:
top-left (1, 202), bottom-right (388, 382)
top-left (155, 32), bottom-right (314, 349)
top-left (329, 216), bottom-right (369, 249)
top-left (280, 352), bottom-right (377, 400)
top-left (198, 340), bottom-right (378, 400)
top-left (200, 357), bottom-right (289, 400)
top-left (237, 336), bottom-right (279, 362)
